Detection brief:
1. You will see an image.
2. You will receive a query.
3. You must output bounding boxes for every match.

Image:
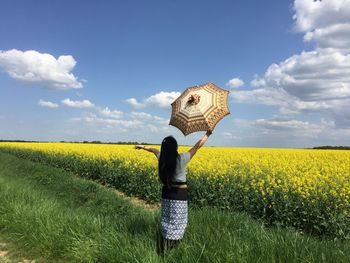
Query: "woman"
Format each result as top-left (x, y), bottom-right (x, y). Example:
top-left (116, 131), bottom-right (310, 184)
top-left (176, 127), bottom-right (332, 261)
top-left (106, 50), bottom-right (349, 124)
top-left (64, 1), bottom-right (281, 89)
top-left (135, 131), bottom-right (212, 253)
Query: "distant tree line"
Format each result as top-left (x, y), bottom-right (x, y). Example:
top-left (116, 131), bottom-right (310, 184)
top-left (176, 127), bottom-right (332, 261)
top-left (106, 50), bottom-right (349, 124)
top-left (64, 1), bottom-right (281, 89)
top-left (1, 140), bottom-right (348, 149)
top-left (312, 146), bottom-right (350, 150)
top-left (79, 140), bottom-right (154, 145)
top-left (0, 139), bottom-right (155, 145)
top-left (0, 139), bottom-right (39, 142)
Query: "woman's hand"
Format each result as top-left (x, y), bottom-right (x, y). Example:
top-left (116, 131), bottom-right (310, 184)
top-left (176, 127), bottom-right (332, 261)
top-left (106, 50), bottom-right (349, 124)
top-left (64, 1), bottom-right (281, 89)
top-left (135, 145), bottom-right (160, 157)
top-left (134, 145), bottom-right (144, 150)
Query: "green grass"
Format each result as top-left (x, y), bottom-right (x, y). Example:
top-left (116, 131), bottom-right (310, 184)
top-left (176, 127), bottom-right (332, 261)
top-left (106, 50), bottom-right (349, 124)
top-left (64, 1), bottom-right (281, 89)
top-left (0, 152), bottom-right (349, 263)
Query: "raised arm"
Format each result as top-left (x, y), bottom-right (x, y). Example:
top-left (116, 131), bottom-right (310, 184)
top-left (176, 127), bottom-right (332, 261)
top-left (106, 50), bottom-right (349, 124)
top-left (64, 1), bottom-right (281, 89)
top-left (135, 145), bottom-right (160, 158)
top-left (188, 130), bottom-right (212, 159)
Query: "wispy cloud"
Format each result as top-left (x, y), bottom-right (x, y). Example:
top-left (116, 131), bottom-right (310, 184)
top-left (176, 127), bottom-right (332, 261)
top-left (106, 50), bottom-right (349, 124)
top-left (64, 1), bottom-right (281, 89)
top-left (222, 131), bottom-right (239, 140)
top-left (231, 0), bottom-right (350, 128)
top-left (225, 117), bottom-right (349, 147)
top-left (0, 49), bottom-right (82, 90)
top-left (38, 99), bottom-right (59, 109)
top-left (131, 111), bottom-right (169, 125)
top-left (62, 98), bottom-right (95, 108)
top-left (126, 91), bottom-right (181, 108)
top-left (98, 107), bottom-right (123, 119)
top-left (294, 0), bottom-right (350, 51)
top-left (226, 77), bottom-right (244, 88)
top-left (71, 113), bottom-right (143, 128)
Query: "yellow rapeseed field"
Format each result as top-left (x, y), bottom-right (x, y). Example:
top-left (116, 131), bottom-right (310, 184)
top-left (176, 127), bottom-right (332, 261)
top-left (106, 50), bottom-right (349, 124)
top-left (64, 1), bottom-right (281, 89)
top-left (1, 142), bottom-right (349, 238)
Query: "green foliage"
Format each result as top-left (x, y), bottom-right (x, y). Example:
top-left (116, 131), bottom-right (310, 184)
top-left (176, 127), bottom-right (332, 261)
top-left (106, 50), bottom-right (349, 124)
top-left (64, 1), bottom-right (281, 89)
top-left (0, 146), bottom-right (349, 240)
top-left (1, 152), bottom-right (350, 262)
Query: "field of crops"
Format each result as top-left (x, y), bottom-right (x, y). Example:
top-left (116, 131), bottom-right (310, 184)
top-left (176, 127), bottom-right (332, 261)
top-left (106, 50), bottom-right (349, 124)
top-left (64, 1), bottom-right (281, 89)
top-left (0, 142), bottom-right (349, 239)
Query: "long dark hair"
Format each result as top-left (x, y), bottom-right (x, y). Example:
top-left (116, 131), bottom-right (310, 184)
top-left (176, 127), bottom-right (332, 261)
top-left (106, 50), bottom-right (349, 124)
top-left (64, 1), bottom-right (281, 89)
top-left (158, 136), bottom-right (179, 188)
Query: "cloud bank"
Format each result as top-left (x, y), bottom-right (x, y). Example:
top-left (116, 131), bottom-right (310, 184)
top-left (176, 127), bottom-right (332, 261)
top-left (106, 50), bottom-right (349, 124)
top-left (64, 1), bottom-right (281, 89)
top-left (294, 0), bottom-right (350, 51)
top-left (38, 99), bottom-right (59, 109)
top-left (226, 77), bottom-right (244, 88)
top-left (127, 91), bottom-right (181, 108)
top-left (231, 0), bottom-right (350, 129)
top-left (62, 98), bottom-right (94, 108)
top-left (0, 49), bottom-right (82, 90)
top-left (98, 107), bottom-right (123, 119)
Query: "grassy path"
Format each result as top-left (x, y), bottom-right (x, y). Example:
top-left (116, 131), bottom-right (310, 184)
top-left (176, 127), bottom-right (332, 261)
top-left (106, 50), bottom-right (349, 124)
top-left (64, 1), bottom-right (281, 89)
top-left (0, 152), bottom-right (349, 262)
top-left (0, 239), bottom-right (36, 263)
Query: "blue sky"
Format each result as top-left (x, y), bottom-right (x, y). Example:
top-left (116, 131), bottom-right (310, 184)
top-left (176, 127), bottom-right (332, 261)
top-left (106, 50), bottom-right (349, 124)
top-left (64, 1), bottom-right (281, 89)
top-left (1, 0), bottom-right (350, 147)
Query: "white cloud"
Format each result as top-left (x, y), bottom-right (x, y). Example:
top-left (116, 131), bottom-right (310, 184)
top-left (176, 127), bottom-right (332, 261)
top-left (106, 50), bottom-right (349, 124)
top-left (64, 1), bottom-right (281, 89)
top-left (0, 49), bottom-right (82, 90)
top-left (67, 110), bottom-right (175, 144)
top-left (98, 107), bottom-right (123, 119)
top-left (232, 1), bottom-right (350, 128)
top-left (61, 99), bottom-right (123, 119)
top-left (293, 0), bottom-right (350, 51)
top-left (304, 23), bottom-right (350, 50)
top-left (233, 50), bottom-right (350, 117)
top-left (62, 98), bottom-right (95, 108)
top-left (38, 99), bottom-right (59, 109)
top-left (253, 118), bottom-right (334, 135)
top-left (250, 77), bottom-right (266, 87)
top-left (226, 78), bottom-right (244, 88)
top-left (146, 124), bottom-right (160, 133)
top-left (261, 118), bottom-right (331, 131)
top-left (131, 111), bottom-right (169, 125)
top-left (71, 113), bottom-right (143, 128)
top-left (293, 0), bottom-right (350, 31)
top-left (251, 49), bottom-right (350, 102)
top-left (131, 111), bottom-right (153, 119)
top-left (222, 132), bottom-right (239, 140)
top-left (126, 91), bottom-right (181, 108)
top-left (126, 98), bottom-right (140, 108)
top-left (231, 87), bottom-right (333, 116)
top-left (153, 116), bottom-right (169, 125)
top-left (228, 117), bottom-right (346, 147)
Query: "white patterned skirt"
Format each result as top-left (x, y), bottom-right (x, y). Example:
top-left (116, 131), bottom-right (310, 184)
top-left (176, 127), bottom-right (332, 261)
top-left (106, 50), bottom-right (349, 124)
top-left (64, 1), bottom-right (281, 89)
top-left (161, 198), bottom-right (188, 240)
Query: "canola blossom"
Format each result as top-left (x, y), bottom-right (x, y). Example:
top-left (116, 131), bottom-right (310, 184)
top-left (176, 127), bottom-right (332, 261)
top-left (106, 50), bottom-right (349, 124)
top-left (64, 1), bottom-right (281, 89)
top-left (0, 142), bottom-right (349, 239)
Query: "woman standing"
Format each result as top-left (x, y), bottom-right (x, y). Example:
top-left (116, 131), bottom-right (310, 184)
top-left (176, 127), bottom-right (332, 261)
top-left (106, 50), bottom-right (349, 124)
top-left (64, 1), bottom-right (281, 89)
top-left (135, 131), bottom-right (212, 253)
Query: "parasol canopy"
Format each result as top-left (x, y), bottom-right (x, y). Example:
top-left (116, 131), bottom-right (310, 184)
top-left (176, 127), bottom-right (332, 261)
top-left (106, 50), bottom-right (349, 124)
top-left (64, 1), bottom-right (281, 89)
top-left (169, 82), bottom-right (230, 136)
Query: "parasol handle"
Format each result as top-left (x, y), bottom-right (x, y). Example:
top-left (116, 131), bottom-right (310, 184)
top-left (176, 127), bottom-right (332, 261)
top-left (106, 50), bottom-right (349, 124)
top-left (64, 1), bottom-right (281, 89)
top-left (188, 94), bottom-right (200, 105)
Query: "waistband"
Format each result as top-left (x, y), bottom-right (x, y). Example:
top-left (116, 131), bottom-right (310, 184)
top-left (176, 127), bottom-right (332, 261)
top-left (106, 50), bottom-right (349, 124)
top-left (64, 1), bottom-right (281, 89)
top-left (168, 181), bottom-right (187, 188)
top-left (162, 186), bottom-right (187, 200)
top-left (171, 184), bottom-right (187, 189)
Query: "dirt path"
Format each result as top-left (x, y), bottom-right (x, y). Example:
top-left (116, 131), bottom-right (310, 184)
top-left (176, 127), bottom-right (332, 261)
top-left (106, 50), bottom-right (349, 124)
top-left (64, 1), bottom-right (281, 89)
top-left (0, 241), bottom-right (11, 263)
top-left (73, 173), bottom-right (161, 212)
top-left (0, 240), bottom-right (35, 263)
top-left (0, 172), bottom-right (158, 263)
top-left (0, 187), bottom-right (158, 263)
top-left (112, 188), bottom-right (160, 211)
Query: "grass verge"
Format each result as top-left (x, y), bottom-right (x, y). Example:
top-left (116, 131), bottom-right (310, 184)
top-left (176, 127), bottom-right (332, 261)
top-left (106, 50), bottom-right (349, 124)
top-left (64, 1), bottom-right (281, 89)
top-left (0, 152), bottom-right (349, 262)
